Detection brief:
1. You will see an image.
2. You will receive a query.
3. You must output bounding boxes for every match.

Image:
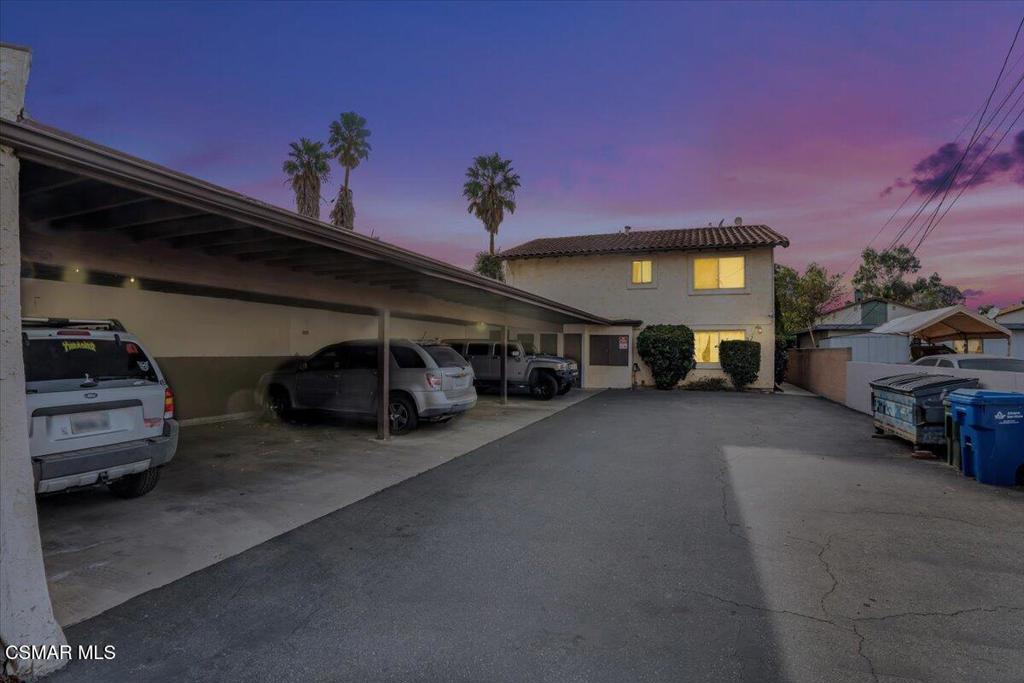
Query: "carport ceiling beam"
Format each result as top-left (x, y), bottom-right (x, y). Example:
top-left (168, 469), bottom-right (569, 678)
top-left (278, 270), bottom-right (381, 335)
top-left (204, 237), bottom-right (296, 256)
top-left (129, 214), bottom-right (239, 242)
top-left (167, 227), bottom-right (267, 249)
top-left (51, 200), bottom-right (207, 232)
top-left (22, 181), bottom-right (148, 226)
top-left (240, 246), bottom-right (326, 264)
top-left (18, 175), bottom-right (88, 199)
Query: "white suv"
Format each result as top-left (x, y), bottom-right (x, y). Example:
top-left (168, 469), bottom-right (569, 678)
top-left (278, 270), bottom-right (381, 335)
top-left (22, 318), bottom-right (179, 497)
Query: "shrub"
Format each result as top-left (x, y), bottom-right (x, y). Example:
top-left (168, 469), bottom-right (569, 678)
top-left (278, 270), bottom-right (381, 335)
top-left (637, 324), bottom-right (695, 389)
top-left (720, 340), bottom-right (761, 390)
top-left (683, 377), bottom-right (730, 391)
top-left (775, 335), bottom-right (794, 386)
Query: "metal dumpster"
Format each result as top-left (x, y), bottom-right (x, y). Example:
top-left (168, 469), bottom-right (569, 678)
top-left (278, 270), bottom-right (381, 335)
top-left (870, 373), bottom-right (979, 448)
top-left (947, 389), bottom-right (1024, 486)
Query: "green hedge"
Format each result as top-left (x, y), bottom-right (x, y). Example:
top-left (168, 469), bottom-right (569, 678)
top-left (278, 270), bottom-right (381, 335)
top-left (637, 324), bottom-right (695, 389)
top-left (720, 340), bottom-right (761, 390)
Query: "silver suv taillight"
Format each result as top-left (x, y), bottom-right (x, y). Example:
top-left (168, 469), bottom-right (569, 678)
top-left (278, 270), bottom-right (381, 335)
top-left (425, 372), bottom-right (442, 391)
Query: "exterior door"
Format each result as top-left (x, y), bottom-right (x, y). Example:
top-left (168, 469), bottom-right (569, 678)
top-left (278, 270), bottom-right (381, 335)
top-left (564, 334), bottom-right (583, 386)
top-left (296, 346), bottom-right (342, 409)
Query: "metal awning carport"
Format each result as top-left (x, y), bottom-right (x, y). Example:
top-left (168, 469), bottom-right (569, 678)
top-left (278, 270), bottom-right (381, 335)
top-left (2, 117), bottom-right (614, 438)
top-left (871, 305), bottom-right (1012, 351)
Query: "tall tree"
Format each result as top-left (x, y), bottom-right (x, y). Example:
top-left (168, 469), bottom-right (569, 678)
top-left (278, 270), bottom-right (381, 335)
top-left (463, 153), bottom-right (521, 255)
top-left (282, 138), bottom-right (330, 220)
top-left (328, 112), bottom-right (372, 230)
top-left (852, 245), bottom-right (964, 308)
top-left (775, 263), bottom-right (846, 347)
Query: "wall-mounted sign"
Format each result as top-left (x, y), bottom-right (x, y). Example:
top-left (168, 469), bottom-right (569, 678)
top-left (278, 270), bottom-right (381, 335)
top-left (618, 336), bottom-right (629, 350)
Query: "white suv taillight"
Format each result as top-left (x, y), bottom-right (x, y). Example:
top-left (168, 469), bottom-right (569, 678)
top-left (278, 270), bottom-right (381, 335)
top-left (425, 372), bottom-right (442, 391)
top-left (164, 387), bottom-right (175, 418)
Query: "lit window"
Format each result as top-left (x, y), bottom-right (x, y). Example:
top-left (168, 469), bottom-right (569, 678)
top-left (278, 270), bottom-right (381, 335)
top-left (694, 330), bottom-right (745, 363)
top-left (694, 256), bottom-right (745, 289)
top-left (631, 259), bottom-right (653, 284)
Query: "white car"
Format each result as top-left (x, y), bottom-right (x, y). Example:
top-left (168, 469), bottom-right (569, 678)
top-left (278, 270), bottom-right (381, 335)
top-left (23, 318), bottom-right (179, 497)
top-left (913, 354), bottom-right (1024, 373)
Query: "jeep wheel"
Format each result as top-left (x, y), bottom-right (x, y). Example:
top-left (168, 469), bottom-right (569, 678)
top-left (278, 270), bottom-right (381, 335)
top-left (531, 373), bottom-right (558, 401)
top-left (266, 386), bottom-right (292, 421)
top-left (107, 467), bottom-right (161, 498)
top-left (388, 393), bottom-right (419, 435)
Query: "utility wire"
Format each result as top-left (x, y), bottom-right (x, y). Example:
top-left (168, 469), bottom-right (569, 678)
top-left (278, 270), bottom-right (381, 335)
top-left (844, 45), bottom-right (1024, 279)
top-left (914, 102), bottom-right (1024, 252)
top-left (893, 15), bottom-right (1023, 254)
top-left (903, 70), bottom-right (1024, 250)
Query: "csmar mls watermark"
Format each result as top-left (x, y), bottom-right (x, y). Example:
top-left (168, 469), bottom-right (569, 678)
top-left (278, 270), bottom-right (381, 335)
top-left (5, 644), bottom-right (116, 662)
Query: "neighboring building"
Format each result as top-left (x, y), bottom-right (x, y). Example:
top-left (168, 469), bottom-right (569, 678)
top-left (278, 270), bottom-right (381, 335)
top-left (502, 225), bottom-right (789, 390)
top-left (984, 302), bottom-right (1024, 358)
top-left (796, 297), bottom-right (921, 349)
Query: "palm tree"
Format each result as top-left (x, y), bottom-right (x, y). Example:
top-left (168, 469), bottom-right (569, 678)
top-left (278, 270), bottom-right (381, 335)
top-left (282, 138), bottom-right (330, 219)
top-left (328, 112), bottom-right (372, 230)
top-left (463, 153), bottom-right (521, 255)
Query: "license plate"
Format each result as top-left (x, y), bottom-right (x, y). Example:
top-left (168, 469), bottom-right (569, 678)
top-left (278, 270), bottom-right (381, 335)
top-left (70, 411), bottom-right (111, 434)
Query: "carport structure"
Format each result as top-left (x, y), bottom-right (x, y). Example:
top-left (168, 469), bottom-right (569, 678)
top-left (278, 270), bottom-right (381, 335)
top-left (0, 44), bottom-right (613, 677)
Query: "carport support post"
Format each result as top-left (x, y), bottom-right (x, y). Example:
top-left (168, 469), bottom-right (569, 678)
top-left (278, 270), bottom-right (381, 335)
top-left (377, 309), bottom-right (390, 440)
top-left (0, 44), bottom-right (68, 677)
top-left (501, 325), bottom-right (508, 405)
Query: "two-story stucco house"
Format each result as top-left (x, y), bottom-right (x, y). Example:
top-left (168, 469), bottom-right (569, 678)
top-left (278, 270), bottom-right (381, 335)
top-left (502, 225), bottom-right (790, 390)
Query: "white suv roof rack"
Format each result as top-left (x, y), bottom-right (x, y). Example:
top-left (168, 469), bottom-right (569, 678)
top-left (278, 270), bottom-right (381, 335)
top-left (22, 317), bottom-right (127, 332)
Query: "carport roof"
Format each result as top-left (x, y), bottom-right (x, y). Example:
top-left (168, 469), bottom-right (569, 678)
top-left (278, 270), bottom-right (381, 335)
top-left (1, 117), bottom-right (613, 327)
top-left (870, 305), bottom-right (1012, 342)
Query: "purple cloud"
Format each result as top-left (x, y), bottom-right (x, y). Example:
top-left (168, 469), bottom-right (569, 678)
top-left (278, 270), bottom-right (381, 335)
top-left (892, 129), bottom-right (1024, 196)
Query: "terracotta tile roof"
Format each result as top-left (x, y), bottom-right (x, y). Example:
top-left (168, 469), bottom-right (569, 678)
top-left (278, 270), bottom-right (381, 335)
top-left (501, 225), bottom-right (789, 260)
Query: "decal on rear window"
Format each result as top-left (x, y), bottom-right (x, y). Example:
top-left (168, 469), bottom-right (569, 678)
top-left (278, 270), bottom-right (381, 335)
top-left (62, 340), bottom-right (97, 353)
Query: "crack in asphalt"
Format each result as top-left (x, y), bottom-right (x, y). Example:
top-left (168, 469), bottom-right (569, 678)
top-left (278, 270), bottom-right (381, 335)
top-left (815, 535), bottom-right (839, 619)
top-left (715, 458), bottom-right (750, 543)
top-left (852, 623), bottom-right (880, 683)
top-left (852, 605), bottom-right (1024, 623)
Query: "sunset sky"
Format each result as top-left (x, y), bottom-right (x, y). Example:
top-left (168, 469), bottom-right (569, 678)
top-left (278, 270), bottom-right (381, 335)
top-left (3, 1), bottom-right (1022, 306)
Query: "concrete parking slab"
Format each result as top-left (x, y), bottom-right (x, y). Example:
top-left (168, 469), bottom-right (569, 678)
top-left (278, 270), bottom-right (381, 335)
top-left (44, 391), bottom-right (1024, 682)
top-left (37, 390), bottom-right (600, 627)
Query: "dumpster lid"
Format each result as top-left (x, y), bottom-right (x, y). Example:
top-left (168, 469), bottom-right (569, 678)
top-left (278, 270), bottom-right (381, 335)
top-left (869, 373), bottom-right (978, 392)
top-left (946, 389), bottom-right (1024, 406)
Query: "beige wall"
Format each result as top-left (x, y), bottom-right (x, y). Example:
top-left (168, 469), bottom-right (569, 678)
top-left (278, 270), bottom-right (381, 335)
top-left (21, 278), bottom-right (529, 419)
top-left (786, 348), bottom-right (851, 404)
top-left (507, 248), bottom-right (777, 389)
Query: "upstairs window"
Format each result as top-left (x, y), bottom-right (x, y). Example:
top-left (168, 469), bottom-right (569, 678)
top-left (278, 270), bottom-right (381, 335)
top-left (694, 256), bottom-right (745, 290)
top-left (631, 260), bottom-right (653, 285)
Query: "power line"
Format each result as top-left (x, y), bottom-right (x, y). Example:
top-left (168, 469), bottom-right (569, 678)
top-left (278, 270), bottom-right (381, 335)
top-left (914, 102), bottom-right (1024, 252)
top-left (903, 72), bottom-right (1024, 250)
top-left (892, 16), bottom-right (1019, 253)
top-left (842, 39), bottom-right (1024, 279)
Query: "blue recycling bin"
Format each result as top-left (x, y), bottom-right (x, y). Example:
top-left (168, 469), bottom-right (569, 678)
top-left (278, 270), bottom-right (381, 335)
top-left (946, 389), bottom-right (1024, 486)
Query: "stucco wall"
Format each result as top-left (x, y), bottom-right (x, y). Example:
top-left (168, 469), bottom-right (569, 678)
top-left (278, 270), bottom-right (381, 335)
top-left (845, 361), bottom-right (1024, 415)
top-left (23, 278), bottom-right (488, 419)
top-left (507, 247), bottom-right (777, 389)
top-left (786, 348), bottom-right (851, 404)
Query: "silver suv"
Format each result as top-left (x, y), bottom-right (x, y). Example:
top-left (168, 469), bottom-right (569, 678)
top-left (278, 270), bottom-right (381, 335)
top-left (22, 318), bottom-right (179, 497)
top-left (257, 339), bottom-right (476, 435)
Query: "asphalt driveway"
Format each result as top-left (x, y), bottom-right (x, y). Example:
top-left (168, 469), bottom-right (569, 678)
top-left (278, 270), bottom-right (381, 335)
top-left (45, 390), bottom-right (1024, 682)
